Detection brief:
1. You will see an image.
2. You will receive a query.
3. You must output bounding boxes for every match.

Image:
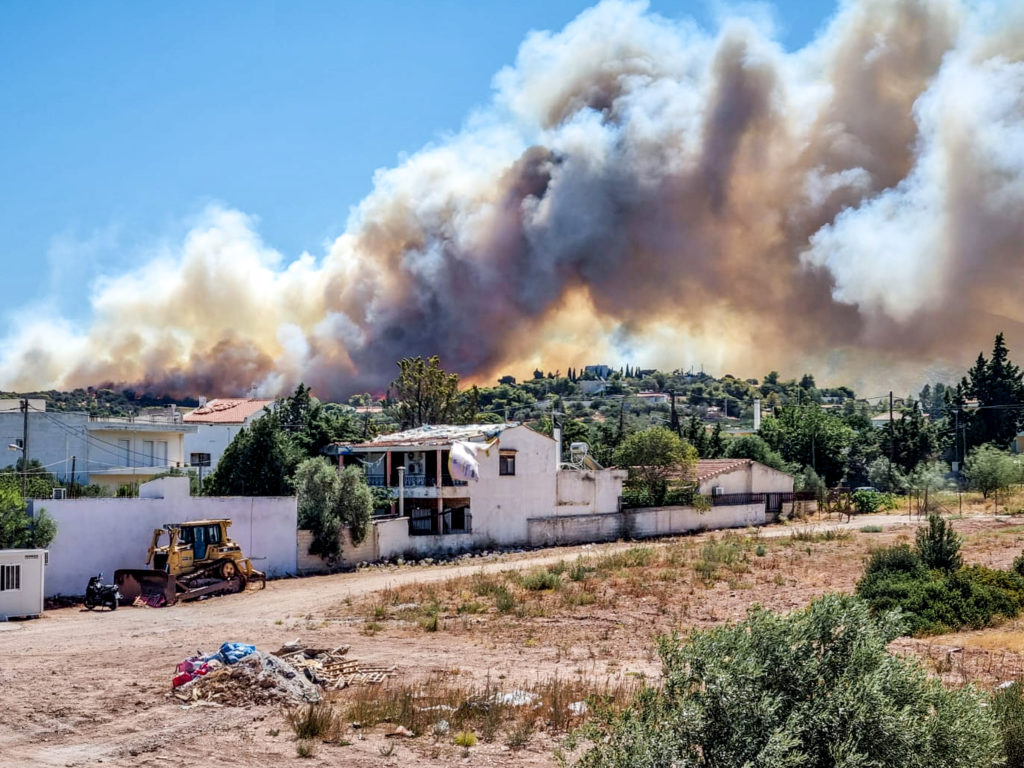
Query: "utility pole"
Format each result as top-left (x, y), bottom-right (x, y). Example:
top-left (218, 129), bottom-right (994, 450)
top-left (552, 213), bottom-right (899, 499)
top-left (20, 398), bottom-right (29, 500)
top-left (888, 391), bottom-right (894, 492)
top-left (70, 455), bottom-right (77, 498)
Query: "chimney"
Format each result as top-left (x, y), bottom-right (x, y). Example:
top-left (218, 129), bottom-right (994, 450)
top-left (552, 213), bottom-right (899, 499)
top-left (753, 398), bottom-right (761, 431)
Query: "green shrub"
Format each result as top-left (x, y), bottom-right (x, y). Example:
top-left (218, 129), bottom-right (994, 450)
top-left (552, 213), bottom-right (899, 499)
top-left (859, 525), bottom-right (883, 533)
top-left (863, 544), bottom-right (927, 580)
top-left (568, 556), bottom-right (592, 582)
top-left (568, 595), bottom-right (1000, 768)
top-left (857, 560), bottom-right (1024, 635)
top-left (520, 570), bottom-right (561, 591)
top-left (453, 731), bottom-right (477, 747)
top-left (596, 546), bottom-right (656, 571)
top-left (916, 513), bottom-right (962, 573)
top-left (993, 682), bottom-right (1024, 768)
top-left (494, 586), bottom-right (516, 613)
top-left (1013, 553), bottom-right (1024, 579)
top-left (851, 489), bottom-right (888, 515)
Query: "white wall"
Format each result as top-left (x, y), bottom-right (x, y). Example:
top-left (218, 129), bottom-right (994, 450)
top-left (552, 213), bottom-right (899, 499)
top-left (698, 461), bottom-right (794, 495)
top-left (556, 469), bottom-right (626, 515)
top-left (38, 478), bottom-right (297, 596)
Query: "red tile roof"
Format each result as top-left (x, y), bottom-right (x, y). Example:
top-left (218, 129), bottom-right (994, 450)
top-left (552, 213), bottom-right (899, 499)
top-left (696, 459), bottom-right (752, 481)
top-left (183, 398), bottom-right (274, 424)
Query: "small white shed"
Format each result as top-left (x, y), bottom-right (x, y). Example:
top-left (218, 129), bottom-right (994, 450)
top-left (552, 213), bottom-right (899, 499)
top-left (0, 549), bottom-right (47, 620)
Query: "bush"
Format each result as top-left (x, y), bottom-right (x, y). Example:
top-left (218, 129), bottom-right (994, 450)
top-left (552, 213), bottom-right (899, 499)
top-left (0, 487), bottom-right (57, 549)
top-left (916, 513), bottom-right (962, 573)
top-left (287, 702), bottom-right (339, 740)
top-left (851, 489), bottom-right (888, 515)
top-left (863, 544), bottom-right (927, 580)
top-left (857, 558), bottom-right (1024, 635)
top-left (520, 570), bottom-right (560, 591)
top-left (569, 595), bottom-right (1000, 768)
top-left (993, 682), bottom-right (1024, 768)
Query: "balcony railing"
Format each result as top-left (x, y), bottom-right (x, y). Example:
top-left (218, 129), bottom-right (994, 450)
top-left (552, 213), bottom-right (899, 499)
top-left (710, 492), bottom-right (766, 507)
top-left (362, 470), bottom-right (465, 488)
top-left (408, 509), bottom-right (472, 536)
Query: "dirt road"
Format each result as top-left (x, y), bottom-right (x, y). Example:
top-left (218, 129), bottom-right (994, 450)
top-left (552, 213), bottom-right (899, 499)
top-left (0, 513), bottom-right (978, 768)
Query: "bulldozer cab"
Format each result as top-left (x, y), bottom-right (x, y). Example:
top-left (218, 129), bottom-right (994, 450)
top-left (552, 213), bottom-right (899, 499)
top-left (177, 521), bottom-right (223, 560)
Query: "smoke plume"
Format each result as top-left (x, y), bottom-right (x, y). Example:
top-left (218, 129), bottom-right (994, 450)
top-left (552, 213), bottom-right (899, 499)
top-left (4, 0), bottom-right (1024, 398)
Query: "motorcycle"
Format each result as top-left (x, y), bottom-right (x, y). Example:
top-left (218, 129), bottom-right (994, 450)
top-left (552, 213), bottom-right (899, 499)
top-left (84, 573), bottom-right (121, 611)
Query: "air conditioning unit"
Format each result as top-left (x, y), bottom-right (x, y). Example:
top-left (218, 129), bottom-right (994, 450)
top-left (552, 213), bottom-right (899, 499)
top-left (407, 461), bottom-right (424, 476)
top-left (711, 486), bottom-right (724, 496)
top-left (51, 488), bottom-right (67, 500)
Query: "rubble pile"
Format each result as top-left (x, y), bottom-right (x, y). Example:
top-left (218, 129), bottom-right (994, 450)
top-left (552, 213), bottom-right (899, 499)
top-left (170, 640), bottom-right (396, 708)
top-left (273, 641), bottom-right (397, 689)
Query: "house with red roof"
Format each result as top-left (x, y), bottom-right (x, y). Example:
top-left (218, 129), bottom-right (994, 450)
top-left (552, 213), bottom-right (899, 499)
top-left (183, 398), bottom-right (275, 474)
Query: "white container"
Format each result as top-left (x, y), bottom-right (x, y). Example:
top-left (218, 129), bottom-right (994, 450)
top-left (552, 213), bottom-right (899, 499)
top-left (0, 549), bottom-right (47, 619)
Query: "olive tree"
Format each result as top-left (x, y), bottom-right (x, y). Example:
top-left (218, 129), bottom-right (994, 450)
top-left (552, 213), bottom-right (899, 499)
top-left (294, 459), bottom-right (374, 562)
top-left (612, 427), bottom-right (697, 506)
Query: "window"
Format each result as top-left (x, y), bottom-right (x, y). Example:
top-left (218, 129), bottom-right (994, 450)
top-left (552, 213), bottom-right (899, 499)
top-left (499, 450), bottom-right (516, 476)
top-left (155, 441), bottom-right (168, 466)
top-left (143, 440), bottom-right (154, 467)
top-left (0, 564), bottom-right (21, 592)
top-left (190, 452), bottom-right (211, 467)
top-left (117, 439), bottom-right (131, 466)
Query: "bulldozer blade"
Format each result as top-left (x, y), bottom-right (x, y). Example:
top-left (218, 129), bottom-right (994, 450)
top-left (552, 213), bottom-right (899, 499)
top-left (114, 569), bottom-right (177, 607)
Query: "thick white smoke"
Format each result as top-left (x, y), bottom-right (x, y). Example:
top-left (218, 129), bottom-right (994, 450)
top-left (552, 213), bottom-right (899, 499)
top-left (2, 0), bottom-right (1023, 398)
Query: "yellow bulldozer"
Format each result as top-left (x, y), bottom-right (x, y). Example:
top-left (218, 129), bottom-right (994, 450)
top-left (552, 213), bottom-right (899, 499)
top-left (114, 519), bottom-right (266, 606)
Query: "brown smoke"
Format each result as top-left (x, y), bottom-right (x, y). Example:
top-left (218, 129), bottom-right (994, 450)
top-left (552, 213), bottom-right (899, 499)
top-left (3, 0), bottom-right (1024, 398)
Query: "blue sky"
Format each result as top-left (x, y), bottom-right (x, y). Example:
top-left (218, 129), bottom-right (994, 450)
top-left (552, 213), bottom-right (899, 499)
top-left (0, 0), bottom-right (836, 335)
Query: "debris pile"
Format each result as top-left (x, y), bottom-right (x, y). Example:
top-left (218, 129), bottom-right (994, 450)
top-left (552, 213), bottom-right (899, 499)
top-left (170, 640), bottom-right (396, 708)
top-left (172, 642), bottom-right (320, 707)
top-left (273, 640), bottom-right (397, 689)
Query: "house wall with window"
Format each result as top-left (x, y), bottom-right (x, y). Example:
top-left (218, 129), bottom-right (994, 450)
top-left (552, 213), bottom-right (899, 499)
top-left (0, 410), bottom-right (195, 491)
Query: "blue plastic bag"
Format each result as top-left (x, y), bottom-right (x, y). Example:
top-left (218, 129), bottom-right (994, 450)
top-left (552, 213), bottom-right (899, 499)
top-left (218, 642), bottom-right (257, 664)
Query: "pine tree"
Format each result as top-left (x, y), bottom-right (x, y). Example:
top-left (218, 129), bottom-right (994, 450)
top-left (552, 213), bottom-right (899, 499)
top-left (963, 333), bottom-right (1024, 450)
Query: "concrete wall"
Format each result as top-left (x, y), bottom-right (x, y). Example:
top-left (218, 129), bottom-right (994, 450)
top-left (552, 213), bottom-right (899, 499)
top-left (528, 512), bottom-right (624, 547)
top-left (37, 477), bottom-right (297, 596)
top-left (297, 527), bottom-right (378, 572)
top-left (628, 504), bottom-right (765, 537)
top-left (527, 503), bottom-right (766, 547)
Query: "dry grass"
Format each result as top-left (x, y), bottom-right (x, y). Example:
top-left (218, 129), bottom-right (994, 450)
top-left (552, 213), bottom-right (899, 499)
top-left (337, 671), bottom-right (642, 742)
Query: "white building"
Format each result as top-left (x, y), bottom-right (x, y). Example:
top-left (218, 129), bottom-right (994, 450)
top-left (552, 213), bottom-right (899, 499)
top-left (696, 458), bottom-right (796, 517)
top-left (323, 423), bottom-right (627, 559)
top-left (0, 404), bottom-right (196, 492)
top-left (183, 398), bottom-right (274, 474)
top-left (0, 549), bottom-right (47, 619)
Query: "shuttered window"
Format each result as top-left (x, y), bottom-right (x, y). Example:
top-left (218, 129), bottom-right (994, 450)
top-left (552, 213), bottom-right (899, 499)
top-left (0, 564), bottom-right (21, 592)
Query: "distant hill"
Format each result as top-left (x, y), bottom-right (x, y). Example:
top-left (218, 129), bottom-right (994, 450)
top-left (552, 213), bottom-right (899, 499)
top-left (0, 388), bottom-right (199, 417)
